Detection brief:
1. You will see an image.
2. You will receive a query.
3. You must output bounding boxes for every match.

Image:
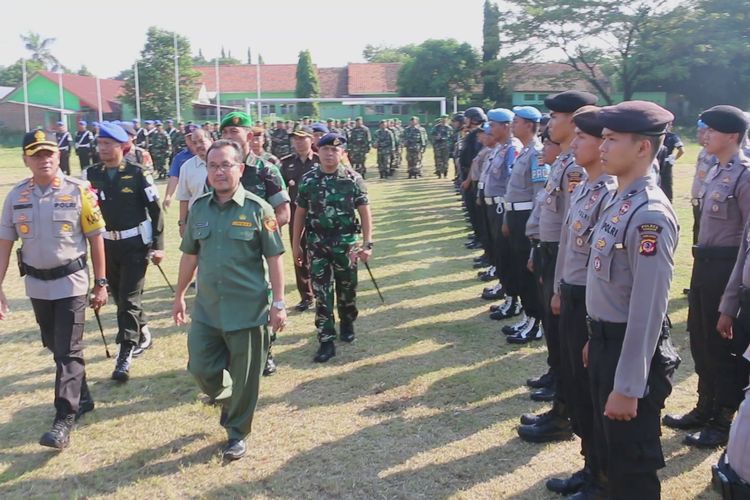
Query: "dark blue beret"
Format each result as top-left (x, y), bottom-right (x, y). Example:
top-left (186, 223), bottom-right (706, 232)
top-left (599, 100), bottom-right (674, 136)
top-left (98, 122), bottom-right (129, 143)
top-left (311, 123), bottom-right (329, 134)
top-left (700, 105), bottom-right (749, 135)
top-left (545, 91), bottom-right (598, 113)
top-left (317, 133), bottom-right (347, 147)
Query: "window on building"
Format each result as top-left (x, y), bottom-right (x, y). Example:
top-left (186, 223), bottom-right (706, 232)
top-left (390, 104), bottom-right (410, 115)
top-left (524, 93), bottom-right (536, 102)
top-left (537, 93), bottom-right (549, 101)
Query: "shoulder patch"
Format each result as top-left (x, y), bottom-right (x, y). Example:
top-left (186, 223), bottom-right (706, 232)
top-left (263, 216), bottom-right (278, 232)
top-left (638, 223), bottom-right (663, 233)
top-left (639, 234), bottom-right (658, 256)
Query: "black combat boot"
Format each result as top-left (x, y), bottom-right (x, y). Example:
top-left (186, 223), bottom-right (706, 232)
top-left (112, 341), bottom-right (135, 382)
top-left (663, 392), bottom-right (711, 430)
top-left (39, 413), bottom-right (75, 449)
top-left (684, 407), bottom-right (734, 448)
top-left (76, 378), bottom-right (95, 421)
top-left (517, 403), bottom-right (572, 443)
top-left (546, 466), bottom-right (591, 495)
top-left (339, 321), bottom-right (355, 343)
top-left (313, 341), bottom-right (336, 363)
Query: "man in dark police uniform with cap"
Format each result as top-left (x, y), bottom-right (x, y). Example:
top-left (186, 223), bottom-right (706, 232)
top-left (83, 122), bottom-right (165, 382)
top-left (0, 129), bottom-right (108, 449)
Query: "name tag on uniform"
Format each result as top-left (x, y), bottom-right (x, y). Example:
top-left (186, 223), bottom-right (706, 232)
top-left (194, 222), bottom-right (209, 228)
top-left (231, 220), bottom-right (253, 228)
top-left (478, 182), bottom-right (485, 189)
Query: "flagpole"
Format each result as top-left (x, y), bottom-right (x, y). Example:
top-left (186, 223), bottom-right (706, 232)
top-left (256, 61), bottom-right (262, 122)
top-left (21, 58), bottom-right (29, 132)
top-left (95, 76), bottom-right (103, 122)
top-left (134, 62), bottom-right (141, 122)
top-left (215, 58), bottom-right (221, 122)
top-left (57, 70), bottom-right (65, 122)
top-left (174, 32), bottom-right (181, 122)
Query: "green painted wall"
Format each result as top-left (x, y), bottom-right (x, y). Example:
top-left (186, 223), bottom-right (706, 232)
top-left (513, 90), bottom-right (668, 109)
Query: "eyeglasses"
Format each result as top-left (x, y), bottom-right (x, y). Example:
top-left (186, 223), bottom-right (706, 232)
top-left (207, 162), bottom-right (239, 172)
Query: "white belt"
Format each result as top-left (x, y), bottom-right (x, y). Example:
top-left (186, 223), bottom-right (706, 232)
top-left (484, 196), bottom-right (504, 205)
top-left (504, 201), bottom-right (534, 211)
top-left (103, 226), bottom-right (140, 241)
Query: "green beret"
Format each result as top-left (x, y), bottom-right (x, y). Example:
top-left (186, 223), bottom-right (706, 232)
top-left (440, 114), bottom-right (449, 118)
top-left (411, 116), bottom-right (419, 120)
top-left (220, 111), bottom-right (253, 131)
top-left (355, 116), bottom-right (363, 121)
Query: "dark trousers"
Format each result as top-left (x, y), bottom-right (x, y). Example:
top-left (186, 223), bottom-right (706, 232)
top-left (475, 197), bottom-right (491, 260)
top-left (30, 295), bottom-right (87, 415)
top-left (560, 283), bottom-right (598, 474)
top-left (689, 249), bottom-right (743, 412)
top-left (485, 203), bottom-right (508, 284)
top-left (727, 295), bottom-right (750, 403)
top-left (659, 161), bottom-right (674, 202)
top-left (692, 204), bottom-right (700, 246)
top-left (105, 237), bottom-right (149, 345)
top-left (60, 151), bottom-right (71, 175)
top-left (540, 242), bottom-right (563, 400)
top-left (288, 220), bottom-right (313, 303)
top-left (463, 183), bottom-right (481, 241)
top-left (76, 149), bottom-right (91, 169)
top-left (588, 321), bottom-right (673, 500)
top-left (506, 210), bottom-right (541, 317)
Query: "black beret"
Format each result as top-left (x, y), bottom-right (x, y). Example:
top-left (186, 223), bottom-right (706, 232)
top-left (317, 133), bottom-right (347, 147)
top-left (572, 105), bottom-right (604, 138)
top-left (599, 100), bottom-right (674, 136)
top-left (544, 91), bottom-right (598, 113)
top-left (700, 105), bottom-right (749, 135)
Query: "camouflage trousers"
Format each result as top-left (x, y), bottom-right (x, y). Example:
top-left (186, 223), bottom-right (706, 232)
top-left (152, 154), bottom-right (168, 175)
top-left (390, 147), bottom-right (401, 171)
top-left (406, 148), bottom-right (423, 175)
top-left (309, 241), bottom-right (359, 342)
top-left (349, 150), bottom-right (367, 176)
top-left (433, 145), bottom-right (450, 175)
top-left (377, 149), bottom-right (392, 174)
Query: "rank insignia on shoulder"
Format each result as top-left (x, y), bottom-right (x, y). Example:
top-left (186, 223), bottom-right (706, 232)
top-left (638, 223), bottom-right (663, 233)
top-left (639, 234), bottom-right (658, 256)
top-left (263, 217), bottom-right (278, 232)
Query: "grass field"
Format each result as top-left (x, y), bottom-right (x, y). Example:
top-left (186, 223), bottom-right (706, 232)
top-left (0, 145), bottom-right (721, 499)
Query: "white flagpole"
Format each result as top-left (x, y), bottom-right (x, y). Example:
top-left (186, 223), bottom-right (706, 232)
top-left (174, 33), bottom-right (181, 122)
top-left (215, 58), bottom-right (221, 122)
top-left (57, 70), bottom-right (65, 121)
top-left (96, 76), bottom-right (103, 122)
top-left (21, 58), bottom-right (29, 132)
top-left (256, 61), bottom-right (262, 122)
top-left (134, 62), bottom-right (141, 122)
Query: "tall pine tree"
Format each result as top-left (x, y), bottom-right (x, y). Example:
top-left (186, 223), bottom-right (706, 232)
top-left (295, 50), bottom-right (320, 118)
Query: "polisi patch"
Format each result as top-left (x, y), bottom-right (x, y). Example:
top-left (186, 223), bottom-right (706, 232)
top-left (639, 234), bottom-right (658, 256)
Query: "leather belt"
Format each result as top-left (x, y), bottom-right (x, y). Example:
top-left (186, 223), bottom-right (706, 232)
top-left (21, 254), bottom-right (87, 280)
top-left (504, 201), bottom-right (534, 211)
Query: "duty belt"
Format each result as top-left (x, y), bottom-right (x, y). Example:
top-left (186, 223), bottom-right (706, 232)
top-left (586, 318), bottom-right (627, 340)
top-left (20, 253), bottom-right (86, 280)
top-left (484, 196), bottom-right (504, 205)
top-left (559, 281), bottom-right (586, 301)
top-left (692, 245), bottom-right (739, 261)
top-left (504, 201), bottom-right (534, 211)
top-left (103, 226), bottom-right (141, 241)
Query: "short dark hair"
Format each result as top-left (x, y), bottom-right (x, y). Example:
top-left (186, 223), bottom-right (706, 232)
top-left (206, 139), bottom-right (244, 164)
top-left (633, 134), bottom-right (664, 162)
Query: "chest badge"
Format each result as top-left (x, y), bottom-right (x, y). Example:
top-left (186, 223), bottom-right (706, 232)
top-left (619, 201), bottom-right (631, 215)
top-left (595, 238), bottom-right (606, 250)
top-left (593, 256), bottom-right (602, 271)
top-left (573, 220), bottom-right (583, 232)
top-left (575, 236), bottom-right (584, 247)
top-left (712, 204), bottom-right (720, 212)
top-left (19, 224), bottom-right (29, 234)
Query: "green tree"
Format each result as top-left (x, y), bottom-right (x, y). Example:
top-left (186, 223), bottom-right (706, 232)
top-left (481, 0), bottom-right (507, 106)
top-left (295, 50), bottom-right (320, 118)
top-left (121, 27), bottom-right (200, 119)
top-left (247, 47), bottom-right (252, 64)
top-left (397, 39), bottom-right (480, 106)
top-left (0, 58), bottom-right (44, 87)
top-left (20, 32), bottom-right (61, 71)
top-left (77, 65), bottom-right (93, 77)
top-left (192, 48), bottom-right (209, 65)
top-left (258, 54), bottom-right (265, 65)
top-left (504, 0), bottom-right (674, 104)
top-left (362, 44), bottom-right (418, 63)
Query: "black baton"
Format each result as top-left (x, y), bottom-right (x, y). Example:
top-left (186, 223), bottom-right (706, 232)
top-left (93, 308), bottom-right (111, 358)
top-left (363, 261), bottom-right (385, 304)
top-left (155, 262), bottom-right (175, 294)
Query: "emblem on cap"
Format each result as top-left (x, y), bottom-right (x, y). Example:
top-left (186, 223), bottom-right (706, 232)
top-left (34, 130), bottom-right (45, 142)
top-left (232, 116), bottom-right (240, 125)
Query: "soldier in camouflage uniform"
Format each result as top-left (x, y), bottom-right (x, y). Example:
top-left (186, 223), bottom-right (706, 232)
top-left (450, 113), bottom-right (465, 182)
top-left (348, 117), bottom-right (371, 177)
top-left (270, 120), bottom-right (291, 158)
top-left (292, 133), bottom-right (373, 363)
top-left (431, 115), bottom-right (453, 178)
top-left (403, 116), bottom-right (428, 179)
top-left (387, 120), bottom-right (400, 176)
top-left (373, 120), bottom-right (395, 179)
top-left (165, 120), bottom-right (184, 163)
top-left (393, 119), bottom-right (404, 171)
top-left (148, 121), bottom-right (172, 179)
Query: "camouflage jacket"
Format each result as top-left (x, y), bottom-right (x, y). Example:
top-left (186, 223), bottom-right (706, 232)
top-left (168, 129), bottom-right (185, 153)
top-left (373, 129), bottom-right (395, 150)
top-left (148, 130), bottom-right (171, 156)
top-left (240, 154), bottom-right (290, 209)
top-left (403, 125), bottom-right (427, 150)
top-left (270, 128), bottom-right (291, 157)
top-left (296, 164), bottom-right (369, 245)
top-left (431, 124), bottom-right (452, 147)
top-left (348, 126), bottom-right (372, 151)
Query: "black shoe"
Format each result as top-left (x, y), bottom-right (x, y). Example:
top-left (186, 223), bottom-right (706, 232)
top-left (530, 386), bottom-right (555, 402)
top-left (527, 370), bottom-right (554, 389)
top-left (479, 268), bottom-right (497, 282)
top-left (222, 438), bottom-right (246, 461)
top-left (132, 325), bottom-right (153, 358)
top-left (39, 413), bottom-right (75, 449)
top-left (684, 424), bottom-right (730, 449)
top-left (473, 260), bottom-right (490, 269)
top-left (520, 408), bottom-right (556, 426)
top-left (663, 405), bottom-right (710, 430)
top-left (340, 322), bottom-right (355, 343)
top-left (263, 351), bottom-right (277, 376)
top-left (517, 414), bottom-right (573, 443)
top-left (566, 481), bottom-right (607, 500)
top-left (465, 241), bottom-right (482, 249)
top-left (507, 319), bottom-right (542, 344)
top-left (76, 383), bottom-right (95, 422)
top-left (489, 298), bottom-right (522, 320)
top-left (547, 468), bottom-right (590, 495)
top-left (111, 342), bottom-right (134, 382)
top-left (294, 299), bottom-right (313, 312)
top-left (314, 341), bottom-right (336, 363)
top-left (502, 315), bottom-right (528, 335)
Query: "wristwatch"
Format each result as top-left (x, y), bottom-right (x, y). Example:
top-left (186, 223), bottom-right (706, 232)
top-left (94, 278), bottom-right (108, 287)
top-left (365, 241), bottom-right (374, 250)
top-left (272, 300), bottom-right (286, 310)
